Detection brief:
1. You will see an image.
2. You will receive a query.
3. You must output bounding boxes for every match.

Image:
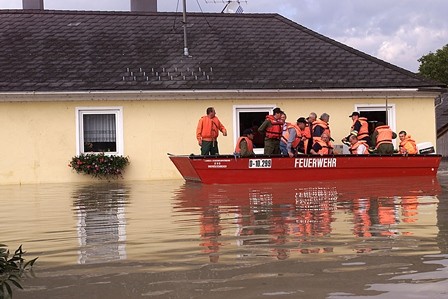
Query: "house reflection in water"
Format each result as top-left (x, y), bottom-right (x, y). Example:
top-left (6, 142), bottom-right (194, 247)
top-left (174, 177), bottom-right (441, 261)
top-left (72, 183), bottom-right (130, 264)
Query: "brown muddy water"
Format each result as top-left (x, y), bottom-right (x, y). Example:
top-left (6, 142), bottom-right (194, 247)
top-left (2, 171), bottom-right (448, 298)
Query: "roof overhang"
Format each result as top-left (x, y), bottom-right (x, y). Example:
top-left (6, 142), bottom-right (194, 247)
top-left (0, 88), bottom-right (443, 102)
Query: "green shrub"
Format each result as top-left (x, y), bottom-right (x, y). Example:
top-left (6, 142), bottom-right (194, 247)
top-left (68, 153), bottom-right (130, 179)
top-left (0, 244), bottom-right (37, 299)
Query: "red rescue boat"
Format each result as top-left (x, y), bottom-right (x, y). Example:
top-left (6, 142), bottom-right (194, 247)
top-left (168, 154), bottom-right (442, 184)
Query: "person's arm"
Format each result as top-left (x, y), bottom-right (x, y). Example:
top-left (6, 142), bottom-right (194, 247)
top-left (258, 119), bottom-right (269, 133)
top-left (310, 142), bottom-right (322, 155)
top-left (357, 144), bottom-right (366, 154)
top-left (196, 118), bottom-right (203, 145)
top-left (352, 121), bottom-right (361, 135)
top-left (371, 130), bottom-right (378, 146)
top-left (287, 128), bottom-right (296, 157)
top-left (313, 126), bottom-right (323, 137)
top-left (240, 139), bottom-right (249, 157)
top-left (217, 118), bottom-right (227, 136)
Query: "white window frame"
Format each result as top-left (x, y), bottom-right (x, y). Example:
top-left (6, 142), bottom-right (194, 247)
top-left (75, 107), bottom-right (124, 155)
top-left (233, 105), bottom-right (276, 154)
top-left (355, 103), bottom-right (397, 147)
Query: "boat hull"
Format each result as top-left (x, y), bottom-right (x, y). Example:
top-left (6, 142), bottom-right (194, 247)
top-left (168, 154), bottom-right (442, 184)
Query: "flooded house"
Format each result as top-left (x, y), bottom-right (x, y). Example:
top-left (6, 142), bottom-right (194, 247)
top-left (436, 93), bottom-right (448, 157)
top-left (0, 0), bottom-right (445, 185)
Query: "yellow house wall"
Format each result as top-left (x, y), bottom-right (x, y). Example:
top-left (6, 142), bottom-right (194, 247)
top-left (0, 96), bottom-right (437, 185)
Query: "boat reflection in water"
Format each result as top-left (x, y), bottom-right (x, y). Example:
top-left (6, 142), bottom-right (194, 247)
top-left (72, 183), bottom-right (130, 264)
top-left (173, 176), bottom-right (441, 261)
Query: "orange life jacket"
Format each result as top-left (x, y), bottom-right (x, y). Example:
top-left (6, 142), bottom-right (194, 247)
top-left (314, 139), bottom-right (333, 155)
top-left (312, 119), bottom-right (331, 141)
top-left (281, 123), bottom-right (301, 148)
top-left (350, 140), bottom-right (369, 155)
top-left (297, 126), bottom-right (311, 153)
top-left (351, 117), bottom-right (369, 140)
top-left (399, 136), bottom-right (418, 154)
top-left (375, 125), bottom-right (393, 149)
top-left (264, 115), bottom-right (283, 139)
top-left (234, 136), bottom-right (254, 154)
top-left (196, 115), bottom-right (226, 142)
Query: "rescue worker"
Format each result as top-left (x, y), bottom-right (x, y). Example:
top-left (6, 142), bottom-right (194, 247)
top-left (196, 107), bottom-right (227, 155)
top-left (349, 134), bottom-right (369, 155)
top-left (310, 133), bottom-right (333, 155)
top-left (280, 113), bottom-right (300, 157)
top-left (258, 107), bottom-right (284, 155)
top-left (296, 117), bottom-right (311, 154)
top-left (312, 113), bottom-right (331, 142)
top-left (342, 112), bottom-right (371, 146)
top-left (234, 129), bottom-right (255, 157)
top-left (398, 130), bottom-right (418, 154)
top-left (371, 122), bottom-right (397, 155)
top-left (306, 112), bottom-right (317, 153)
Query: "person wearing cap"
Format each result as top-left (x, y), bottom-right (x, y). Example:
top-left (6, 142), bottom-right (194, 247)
top-left (398, 131), bottom-right (418, 155)
top-left (258, 107), bottom-right (284, 155)
top-left (342, 112), bottom-right (371, 147)
top-left (234, 129), bottom-right (255, 157)
top-left (296, 117), bottom-right (311, 154)
top-left (196, 107), bottom-right (227, 155)
top-left (371, 122), bottom-right (397, 154)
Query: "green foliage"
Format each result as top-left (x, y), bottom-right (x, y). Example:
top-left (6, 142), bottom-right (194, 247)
top-left (0, 244), bottom-right (38, 299)
top-left (418, 43), bottom-right (448, 85)
top-left (68, 153), bottom-right (130, 179)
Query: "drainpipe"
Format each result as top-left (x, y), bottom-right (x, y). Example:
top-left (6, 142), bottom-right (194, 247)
top-left (130, 0), bottom-right (157, 12)
top-left (22, 0), bottom-right (44, 9)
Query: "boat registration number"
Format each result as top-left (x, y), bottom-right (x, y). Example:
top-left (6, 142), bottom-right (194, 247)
top-left (248, 159), bottom-right (272, 168)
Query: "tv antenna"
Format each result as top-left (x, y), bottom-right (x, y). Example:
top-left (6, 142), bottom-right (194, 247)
top-left (205, 0), bottom-right (247, 13)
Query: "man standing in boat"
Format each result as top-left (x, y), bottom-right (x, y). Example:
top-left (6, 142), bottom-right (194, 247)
top-left (342, 112), bottom-right (371, 147)
top-left (296, 117), bottom-right (311, 154)
top-left (258, 107), bottom-right (284, 155)
top-left (196, 107), bottom-right (227, 155)
top-left (312, 113), bottom-right (332, 143)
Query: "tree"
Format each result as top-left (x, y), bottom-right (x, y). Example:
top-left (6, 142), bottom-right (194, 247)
top-left (418, 44), bottom-right (448, 85)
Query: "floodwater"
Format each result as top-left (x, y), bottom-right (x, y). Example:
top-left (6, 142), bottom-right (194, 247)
top-left (2, 170), bottom-right (448, 298)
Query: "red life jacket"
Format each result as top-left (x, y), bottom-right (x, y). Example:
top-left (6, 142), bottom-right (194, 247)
top-left (281, 123), bottom-right (301, 148)
top-left (314, 139), bottom-right (333, 155)
top-left (350, 140), bottom-right (369, 154)
top-left (265, 115), bottom-right (283, 139)
top-left (375, 125), bottom-right (393, 149)
top-left (234, 136), bottom-right (254, 154)
top-left (351, 117), bottom-right (369, 140)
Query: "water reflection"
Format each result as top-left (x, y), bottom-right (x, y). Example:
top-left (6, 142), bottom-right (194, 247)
top-left (173, 176), bottom-right (441, 260)
top-left (72, 183), bottom-right (130, 264)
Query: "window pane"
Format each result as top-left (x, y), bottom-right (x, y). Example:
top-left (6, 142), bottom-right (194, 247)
top-left (83, 114), bottom-right (117, 152)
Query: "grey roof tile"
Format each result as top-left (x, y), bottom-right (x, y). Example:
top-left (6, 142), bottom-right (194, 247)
top-left (0, 9), bottom-right (445, 92)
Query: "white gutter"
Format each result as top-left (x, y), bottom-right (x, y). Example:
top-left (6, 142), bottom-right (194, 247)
top-left (0, 88), bottom-right (440, 102)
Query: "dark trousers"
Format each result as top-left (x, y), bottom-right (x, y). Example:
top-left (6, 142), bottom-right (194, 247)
top-left (201, 140), bottom-right (219, 155)
top-left (377, 143), bottom-right (394, 155)
top-left (264, 138), bottom-right (281, 155)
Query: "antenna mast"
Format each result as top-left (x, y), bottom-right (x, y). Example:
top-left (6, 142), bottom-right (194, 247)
top-left (182, 0), bottom-right (190, 56)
